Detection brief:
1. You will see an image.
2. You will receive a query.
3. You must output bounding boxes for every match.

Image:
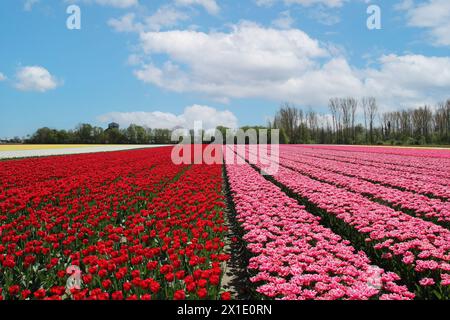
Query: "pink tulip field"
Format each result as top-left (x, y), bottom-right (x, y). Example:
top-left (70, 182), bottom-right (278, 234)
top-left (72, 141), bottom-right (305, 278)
top-left (224, 145), bottom-right (450, 300)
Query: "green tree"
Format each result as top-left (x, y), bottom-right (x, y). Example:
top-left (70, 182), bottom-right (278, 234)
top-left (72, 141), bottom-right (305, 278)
top-left (75, 124), bottom-right (94, 143)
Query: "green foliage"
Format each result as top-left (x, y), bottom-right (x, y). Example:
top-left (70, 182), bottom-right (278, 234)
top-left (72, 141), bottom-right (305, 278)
top-left (26, 124), bottom-right (174, 145)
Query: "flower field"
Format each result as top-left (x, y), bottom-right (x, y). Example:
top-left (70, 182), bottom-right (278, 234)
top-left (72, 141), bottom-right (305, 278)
top-left (0, 147), bottom-right (229, 300)
top-left (233, 145), bottom-right (450, 299)
top-left (0, 145), bottom-right (449, 300)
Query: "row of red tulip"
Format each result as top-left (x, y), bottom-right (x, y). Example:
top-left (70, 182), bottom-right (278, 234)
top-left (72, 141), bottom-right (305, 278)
top-left (0, 147), bottom-right (230, 300)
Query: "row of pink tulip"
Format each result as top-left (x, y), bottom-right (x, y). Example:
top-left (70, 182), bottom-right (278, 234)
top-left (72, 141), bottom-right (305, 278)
top-left (278, 148), bottom-right (449, 200)
top-left (287, 145), bottom-right (450, 177)
top-left (274, 150), bottom-right (450, 225)
top-left (301, 145), bottom-right (450, 160)
top-left (294, 149), bottom-right (450, 193)
top-left (225, 160), bottom-right (414, 300)
top-left (296, 145), bottom-right (450, 177)
top-left (291, 147), bottom-right (450, 184)
top-left (247, 150), bottom-right (450, 298)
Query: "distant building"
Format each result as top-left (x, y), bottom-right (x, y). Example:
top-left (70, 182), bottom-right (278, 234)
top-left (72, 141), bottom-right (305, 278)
top-left (108, 122), bottom-right (119, 130)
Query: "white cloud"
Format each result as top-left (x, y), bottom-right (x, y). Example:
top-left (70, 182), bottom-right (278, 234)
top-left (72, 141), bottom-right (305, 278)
top-left (98, 105), bottom-right (238, 129)
top-left (134, 22), bottom-right (328, 100)
top-left (272, 11), bottom-right (295, 29)
top-left (138, 22), bottom-right (327, 71)
top-left (254, 0), bottom-right (277, 7)
top-left (286, 0), bottom-right (347, 7)
top-left (255, 0), bottom-right (348, 8)
top-left (134, 62), bottom-right (189, 93)
top-left (131, 22), bottom-right (450, 110)
top-left (0, 72), bottom-right (6, 81)
top-left (108, 13), bottom-right (142, 32)
top-left (257, 0), bottom-right (345, 26)
top-left (308, 5), bottom-right (341, 25)
top-left (14, 66), bottom-right (60, 92)
top-left (363, 54), bottom-right (450, 109)
top-left (175, 0), bottom-right (220, 15)
top-left (127, 53), bottom-right (143, 66)
top-left (145, 6), bottom-right (189, 31)
top-left (24, 0), bottom-right (39, 11)
top-left (109, 7), bottom-right (189, 33)
top-left (394, 0), bottom-right (414, 11)
top-left (95, 0), bottom-right (137, 7)
top-left (68, 0), bottom-right (138, 8)
top-left (400, 0), bottom-right (450, 46)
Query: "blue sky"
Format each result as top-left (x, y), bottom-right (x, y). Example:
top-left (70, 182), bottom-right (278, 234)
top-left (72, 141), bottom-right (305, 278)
top-left (0, 0), bottom-right (449, 138)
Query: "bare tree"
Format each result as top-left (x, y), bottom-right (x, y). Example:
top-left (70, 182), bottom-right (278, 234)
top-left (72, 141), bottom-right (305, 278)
top-left (362, 98), bottom-right (369, 143)
top-left (411, 106), bottom-right (433, 142)
top-left (307, 109), bottom-right (319, 141)
top-left (362, 97), bottom-right (378, 144)
top-left (349, 98), bottom-right (358, 143)
top-left (272, 96), bottom-right (448, 146)
top-left (446, 99), bottom-right (450, 143)
top-left (274, 103), bottom-right (300, 143)
top-left (434, 101), bottom-right (450, 143)
top-left (329, 98), bottom-right (341, 143)
top-left (337, 98), bottom-right (357, 144)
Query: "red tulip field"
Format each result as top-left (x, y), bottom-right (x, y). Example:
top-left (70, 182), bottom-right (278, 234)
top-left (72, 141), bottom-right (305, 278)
top-left (0, 145), bottom-right (449, 300)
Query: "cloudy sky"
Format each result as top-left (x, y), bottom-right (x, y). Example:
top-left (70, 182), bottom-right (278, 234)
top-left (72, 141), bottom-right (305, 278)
top-left (0, 0), bottom-right (449, 137)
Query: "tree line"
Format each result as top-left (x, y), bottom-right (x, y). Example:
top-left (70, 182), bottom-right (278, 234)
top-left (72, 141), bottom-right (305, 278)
top-left (4, 98), bottom-right (449, 146)
top-left (25, 124), bottom-right (174, 144)
top-left (270, 98), bottom-right (450, 146)
top-left (22, 124), bottom-right (276, 145)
